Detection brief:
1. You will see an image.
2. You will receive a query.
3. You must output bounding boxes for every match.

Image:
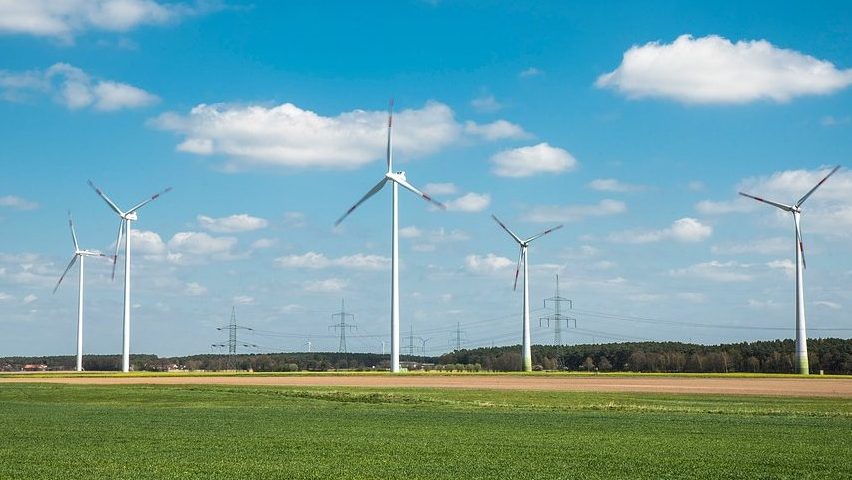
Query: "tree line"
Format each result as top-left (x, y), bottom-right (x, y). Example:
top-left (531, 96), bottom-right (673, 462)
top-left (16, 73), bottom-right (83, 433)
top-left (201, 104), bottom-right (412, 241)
top-left (2, 338), bottom-right (850, 374)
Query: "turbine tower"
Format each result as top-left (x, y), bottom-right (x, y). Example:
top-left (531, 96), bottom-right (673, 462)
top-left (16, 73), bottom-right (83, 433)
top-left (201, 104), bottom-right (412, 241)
top-left (492, 214), bottom-right (563, 372)
top-left (53, 212), bottom-right (105, 372)
top-left (335, 100), bottom-right (446, 372)
top-left (88, 180), bottom-right (171, 372)
top-left (739, 165), bottom-right (841, 375)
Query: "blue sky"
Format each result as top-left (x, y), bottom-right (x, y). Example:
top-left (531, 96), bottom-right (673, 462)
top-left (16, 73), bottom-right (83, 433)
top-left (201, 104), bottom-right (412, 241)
top-left (1, 1), bottom-right (851, 357)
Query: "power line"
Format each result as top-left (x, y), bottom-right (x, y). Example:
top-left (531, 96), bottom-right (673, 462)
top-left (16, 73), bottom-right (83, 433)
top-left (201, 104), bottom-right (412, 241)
top-left (211, 306), bottom-right (257, 370)
top-left (539, 274), bottom-right (577, 345)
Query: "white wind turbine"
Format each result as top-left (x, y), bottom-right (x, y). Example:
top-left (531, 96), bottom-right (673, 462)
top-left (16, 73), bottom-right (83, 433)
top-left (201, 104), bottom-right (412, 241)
top-left (53, 212), bottom-right (106, 372)
top-left (739, 165), bottom-right (841, 375)
top-left (335, 100), bottom-right (446, 373)
top-left (88, 180), bottom-right (171, 373)
top-left (492, 214), bottom-right (563, 372)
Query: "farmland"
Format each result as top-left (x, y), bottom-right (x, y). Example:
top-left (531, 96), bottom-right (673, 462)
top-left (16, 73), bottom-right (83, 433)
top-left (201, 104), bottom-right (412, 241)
top-left (0, 378), bottom-right (849, 479)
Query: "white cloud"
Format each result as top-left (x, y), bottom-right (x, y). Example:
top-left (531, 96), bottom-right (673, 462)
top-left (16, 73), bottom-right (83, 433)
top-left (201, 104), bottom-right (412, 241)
top-left (250, 238), bottom-right (277, 250)
top-left (0, 195), bottom-right (38, 210)
top-left (767, 259), bottom-right (795, 277)
top-left (129, 229), bottom-right (167, 255)
top-left (747, 298), bottom-right (782, 310)
top-left (609, 217), bottom-right (712, 244)
top-left (22, 293), bottom-right (37, 304)
top-left (597, 34), bottom-right (852, 104)
top-left (198, 214), bottom-right (269, 233)
top-left (519, 67), bottom-right (544, 78)
top-left (1, 63), bottom-right (157, 111)
top-left (275, 252), bottom-right (389, 271)
top-left (0, 292), bottom-right (13, 302)
top-left (303, 278), bottom-right (347, 293)
top-left (184, 282), bottom-right (207, 296)
top-left (813, 300), bottom-right (841, 310)
top-left (687, 181), bottom-right (706, 192)
top-left (527, 199), bottom-right (626, 223)
top-left (233, 295), bottom-right (254, 305)
top-left (670, 261), bottom-right (753, 282)
top-left (445, 192), bottom-right (491, 213)
top-left (588, 178), bottom-right (645, 193)
top-left (283, 211), bottom-right (306, 228)
top-left (465, 253), bottom-right (514, 274)
top-left (168, 231), bottom-right (237, 255)
top-left (152, 101), bottom-right (526, 171)
top-left (0, 1), bottom-right (201, 42)
top-left (696, 199), bottom-right (755, 215)
top-left (470, 94), bottom-right (502, 112)
top-left (423, 183), bottom-right (458, 196)
top-left (491, 143), bottom-right (578, 177)
top-left (399, 226), bottom-right (422, 239)
top-left (428, 228), bottom-right (470, 243)
top-left (464, 120), bottom-right (529, 141)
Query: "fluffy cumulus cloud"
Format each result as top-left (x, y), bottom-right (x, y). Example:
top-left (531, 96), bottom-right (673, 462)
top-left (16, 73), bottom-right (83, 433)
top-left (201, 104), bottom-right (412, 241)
top-left (445, 192), bottom-right (491, 213)
top-left (491, 143), bottom-right (578, 177)
top-left (527, 199), bottom-right (626, 223)
top-left (151, 101), bottom-right (527, 170)
top-left (609, 217), bottom-right (712, 244)
top-left (126, 229), bottom-right (241, 265)
top-left (198, 214), bottom-right (268, 233)
top-left (184, 282), bottom-right (207, 296)
top-left (275, 252), bottom-right (389, 271)
top-left (423, 183), bottom-right (458, 196)
top-left (0, 0), bottom-right (204, 42)
top-left (596, 34), bottom-right (852, 104)
top-left (588, 179), bottom-right (644, 193)
top-left (0, 63), bottom-right (158, 111)
top-left (470, 94), bottom-right (502, 113)
top-left (168, 231), bottom-right (237, 255)
top-left (465, 253), bottom-right (514, 274)
top-left (0, 195), bottom-right (39, 210)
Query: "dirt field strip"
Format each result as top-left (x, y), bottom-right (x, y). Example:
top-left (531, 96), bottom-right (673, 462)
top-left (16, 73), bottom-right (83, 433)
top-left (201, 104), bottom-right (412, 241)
top-left (2, 375), bottom-right (850, 397)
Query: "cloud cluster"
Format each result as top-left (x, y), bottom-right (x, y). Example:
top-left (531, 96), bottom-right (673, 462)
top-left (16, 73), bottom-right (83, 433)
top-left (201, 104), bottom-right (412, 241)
top-left (669, 261), bottom-right (753, 282)
top-left (588, 178), bottom-right (645, 193)
top-left (0, 195), bottom-right (39, 210)
top-left (127, 229), bottom-right (241, 265)
top-left (527, 199), bottom-right (626, 223)
top-left (0, 0), bottom-right (200, 41)
top-left (464, 253), bottom-right (514, 274)
top-left (275, 252), bottom-right (390, 271)
top-left (609, 217), bottom-right (712, 244)
top-left (445, 192), bottom-right (491, 213)
top-left (151, 101), bottom-right (527, 170)
top-left (198, 214), bottom-right (268, 233)
top-left (491, 143), bottom-right (578, 177)
top-left (0, 63), bottom-right (158, 111)
top-left (597, 34), bottom-right (852, 104)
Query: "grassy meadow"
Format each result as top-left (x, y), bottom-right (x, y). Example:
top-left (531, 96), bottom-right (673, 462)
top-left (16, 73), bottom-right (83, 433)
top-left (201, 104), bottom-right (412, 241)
top-left (0, 382), bottom-right (849, 479)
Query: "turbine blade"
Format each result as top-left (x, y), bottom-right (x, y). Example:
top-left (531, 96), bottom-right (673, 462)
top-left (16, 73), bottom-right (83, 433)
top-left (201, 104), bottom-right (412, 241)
top-left (513, 247), bottom-right (523, 291)
top-left (87, 180), bottom-right (124, 216)
top-left (525, 224), bottom-right (564, 243)
top-left (111, 220), bottom-right (125, 281)
top-left (335, 178), bottom-right (388, 226)
top-left (53, 255), bottom-right (78, 294)
top-left (68, 211), bottom-right (79, 251)
top-left (797, 165), bottom-right (840, 208)
top-left (393, 176), bottom-right (447, 210)
top-left (794, 214), bottom-right (806, 270)
top-left (491, 214), bottom-right (522, 244)
top-left (127, 186), bottom-right (173, 214)
top-left (386, 98), bottom-right (394, 174)
top-left (738, 192), bottom-right (793, 212)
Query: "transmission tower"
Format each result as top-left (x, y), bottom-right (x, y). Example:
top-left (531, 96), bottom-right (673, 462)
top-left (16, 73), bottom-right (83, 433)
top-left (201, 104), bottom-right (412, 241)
top-left (448, 321), bottom-right (467, 351)
top-left (404, 324), bottom-right (418, 357)
top-left (539, 275), bottom-right (576, 367)
top-left (211, 306), bottom-right (257, 370)
top-left (329, 299), bottom-right (356, 353)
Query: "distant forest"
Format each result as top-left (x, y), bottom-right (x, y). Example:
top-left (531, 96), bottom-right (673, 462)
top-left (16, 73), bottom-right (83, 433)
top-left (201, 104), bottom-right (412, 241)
top-left (3, 338), bottom-right (851, 374)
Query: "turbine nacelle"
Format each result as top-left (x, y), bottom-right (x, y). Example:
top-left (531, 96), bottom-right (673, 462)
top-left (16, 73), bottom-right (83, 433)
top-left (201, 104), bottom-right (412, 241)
top-left (123, 212), bottom-right (138, 221)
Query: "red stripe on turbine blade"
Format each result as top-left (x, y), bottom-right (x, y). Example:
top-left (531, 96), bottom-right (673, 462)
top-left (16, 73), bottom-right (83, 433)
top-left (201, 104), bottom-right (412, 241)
top-left (422, 194), bottom-right (432, 201)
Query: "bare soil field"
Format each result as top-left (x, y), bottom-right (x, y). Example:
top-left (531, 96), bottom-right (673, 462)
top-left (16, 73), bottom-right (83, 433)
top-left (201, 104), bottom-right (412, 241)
top-left (2, 374), bottom-right (850, 397)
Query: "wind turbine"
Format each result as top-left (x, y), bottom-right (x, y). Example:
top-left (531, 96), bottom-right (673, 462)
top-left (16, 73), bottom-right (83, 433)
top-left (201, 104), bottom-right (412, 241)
top-left (53, 212), bottom-right (106, 372)
top-left (739, 165), bottom-right (841, 375)
top-left (88, 180), bottom-right (171, 373)
top-left (492, 214), bottom-right (563, 372)
top-left (335, 100), bottom-right (446, 372)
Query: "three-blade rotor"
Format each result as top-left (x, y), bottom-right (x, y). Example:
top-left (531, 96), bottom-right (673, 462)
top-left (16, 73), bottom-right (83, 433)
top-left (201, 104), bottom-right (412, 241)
top-left (88, 180), bottom-right (171, 279)
top-left (491, 214), bottom-right (563, 291)
top-left (54, 211), bottom-right (106, 294)
top-left (738, 165), bottom-right (841, 270)
top-left (334, 101), bottom-right (446, 226)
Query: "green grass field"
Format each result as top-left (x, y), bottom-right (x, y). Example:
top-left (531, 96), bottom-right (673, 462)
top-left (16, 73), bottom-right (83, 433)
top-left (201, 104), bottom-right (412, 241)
top-left (0, 383), bottom-right (849, 479)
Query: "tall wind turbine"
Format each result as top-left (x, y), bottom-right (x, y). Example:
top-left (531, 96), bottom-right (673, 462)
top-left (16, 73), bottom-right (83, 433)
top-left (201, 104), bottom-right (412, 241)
top-left (335, 100), bottom-right (446, 372)
top-left (492, 215), bottom-right (563, 372)
top-left (739, 165), bottom-right (841, 375)
top-left (491, 215), bottom-right (563, 372)
top-left (88, 180), bottom-right (171, 373)
top-left (53, 212), bottom-right (105, 372)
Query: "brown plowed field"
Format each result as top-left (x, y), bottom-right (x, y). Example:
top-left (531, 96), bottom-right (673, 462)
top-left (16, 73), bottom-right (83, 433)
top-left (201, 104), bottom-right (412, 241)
top-left (3, 374), bottom-right (851, 397)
